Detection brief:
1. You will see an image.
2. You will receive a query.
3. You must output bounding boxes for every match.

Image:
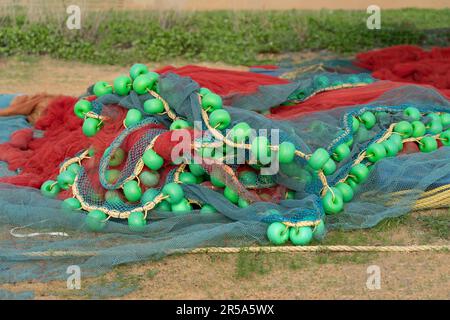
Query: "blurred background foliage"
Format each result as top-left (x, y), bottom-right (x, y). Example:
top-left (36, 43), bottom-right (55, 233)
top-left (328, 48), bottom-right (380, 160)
top-left (0, 6), bottom-right (449, 65)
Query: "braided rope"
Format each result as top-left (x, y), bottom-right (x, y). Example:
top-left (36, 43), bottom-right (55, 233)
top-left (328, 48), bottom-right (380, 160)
top-left (59, 149), bottom-right (90, 173)
top-left (71, 169), bottom-right (166, 219)
top-left (352, 123), bottom-right (396, 167)
top-left (122, 134), bottom-right (159, 184)
top-left (201, 102), bottom-right (309, 159)
top-left (420, 184), bottom-right (450, 197)
top-left (20, 244), bottom-right (450, 257)
top-left (282, 219), bottom-right (322, 228)
top-left (147, 89), bottom-right (177, 120)
top-left (191, 244), bottom-right (449, 254)
top-left (389, 184), bottom-right (450, 198)
top-left (318, 171), bottom-right (330, 196)
top-left (201, 108), bottom-right (251, 150)
top-left (84, 111), bottom-right (107, 121)
top-left (339, 124), bottom-right (442, 184)
top-left (173, 163), bottom-right (187, 183)
top-left (413, 189), bottom-right (450, 209)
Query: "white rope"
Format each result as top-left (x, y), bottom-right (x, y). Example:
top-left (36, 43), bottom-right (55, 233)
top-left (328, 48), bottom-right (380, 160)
top-left (10, 221), bottom-right (69, 238)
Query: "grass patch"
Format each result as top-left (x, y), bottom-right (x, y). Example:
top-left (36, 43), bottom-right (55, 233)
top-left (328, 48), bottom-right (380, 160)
top-left (417, 214), bottom-right (449, 240)
top-left (321, 229), bottom-right (372, 246)
top-left (372, 215), bottom-right (411, 232)
top-left (1, 8), bottom-right (449, 65)
top-left (313, 251), bottom-right (377, 265)
top-left (234, 248), bottom-right (379, 280)
top-left (235, 249), bottom-right (272, 279)
top-left (208, 253), bottom-right (230, 263)
top-left (146, 269), bottom-right (159, 279)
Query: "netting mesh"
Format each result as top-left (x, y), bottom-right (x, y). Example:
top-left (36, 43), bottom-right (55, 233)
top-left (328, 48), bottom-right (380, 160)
top-left (0, 94), bottom-right (31, 177)
top-left (0, 69), bottom-right (449, 298)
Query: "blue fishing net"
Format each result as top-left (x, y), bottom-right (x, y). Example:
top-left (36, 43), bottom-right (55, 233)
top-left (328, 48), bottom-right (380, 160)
top-left (0, 94), bottom-right (31, 176)
top-left (0, 71), bottom-right (449, 298)
top-left (250, 54), bottom-right (370, 80)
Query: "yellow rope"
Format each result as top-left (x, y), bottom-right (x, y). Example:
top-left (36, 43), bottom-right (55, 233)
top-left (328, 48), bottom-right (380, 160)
top-left (389, 185), bottom-right (450, 198)
top-left (21, 244), bottom-right (450, 257)
top-left (59, 149), bottom-right (90, 173)
top-left (173, 163), bottom-right (187, 183)
top-left (413, 189), bottom-right (450, 210)
top-left (147, 89), bottom-right (177, 120)
top-left (200, 99), bottom-right (309, 159)
top-left (122, 134), bottom-right (159, 184)
top-left (282, 220), bottom-right (322, 228)
top-left (72, 173), bottom-right (166, 219)
top-left (201, 108), bottom-right (252, 150)
top-left (84, 111), bottom-right (107, 121)
top-left (191, 245), bottom-right (449, 254)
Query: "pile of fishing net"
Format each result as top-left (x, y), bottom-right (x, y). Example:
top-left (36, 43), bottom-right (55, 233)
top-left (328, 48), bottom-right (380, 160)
top-left (0, 59), bottom-right (449, 296)
top-left (255, 45), bottom-right (450, 95)
top-left (356, 45), bottom-right (450, 90)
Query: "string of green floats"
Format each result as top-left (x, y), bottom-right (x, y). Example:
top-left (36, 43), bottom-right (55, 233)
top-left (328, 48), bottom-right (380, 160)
top-left (39, 64), bottom-right (450, 247)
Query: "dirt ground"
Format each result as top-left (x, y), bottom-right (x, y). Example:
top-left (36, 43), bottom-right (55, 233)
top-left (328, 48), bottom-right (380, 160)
top-left (0, 56), bottom-right (449, 299)
top-left (0, 56), bottom-right (248, 97)
top-left (129, 0), bottom-right (450, 11)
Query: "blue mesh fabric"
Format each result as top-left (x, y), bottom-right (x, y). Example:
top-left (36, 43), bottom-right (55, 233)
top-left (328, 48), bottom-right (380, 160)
top-left (0, 75), bottom-right (449, 297)
top-left (0, 94), bottom-right (31, 177)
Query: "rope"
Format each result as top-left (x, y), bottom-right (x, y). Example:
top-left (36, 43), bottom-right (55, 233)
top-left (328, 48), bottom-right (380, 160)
top-left (339, 124), bottom-right (441, 184)
top-left (283, 220), bottom-right (322, 228)
top-left (287, 82), bottom-right (369, 103)
top-left (10, 221), bottom-right (69, 238)
top-left (147, 89), bottom-right (177, 120)
top-left (72, 170), bottom-right (166, 219)
top-left (317, 171), bottom-right (330, 196)
top-left (123, 134), bottom-right (159, 184)
top-left (173, 163), bottom-right (187, 183)
top-left (59, 149), bottom-right (90, 173)
top-left (191, 245), bottom-right (449, 254)
top-left (200, 100), bottom-right (308, 159)
top-left (20, 244), bottom-right (450, 257)
top-left (84, 111), bottom-right (107, 121)
top-left (413, 189), bottom-right (450, 210)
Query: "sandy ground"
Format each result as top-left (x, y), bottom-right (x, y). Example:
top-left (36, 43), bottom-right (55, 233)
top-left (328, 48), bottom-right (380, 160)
top-left (129, 0), bottom-right (450, 11)
top-left (1, 251), bottom-right (449, 300)
top-left (0, 56), bottom-right (248, 97)
top-left (0, 56), bottom-right (449, 299)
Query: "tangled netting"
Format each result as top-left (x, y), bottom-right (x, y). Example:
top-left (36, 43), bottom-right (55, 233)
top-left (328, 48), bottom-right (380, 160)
top-left (0, 61), bottom-right (449, 298)
top-left (253, 45), bottom-right (450, 96)
top-left (356, 45), bottom-right (450, 90)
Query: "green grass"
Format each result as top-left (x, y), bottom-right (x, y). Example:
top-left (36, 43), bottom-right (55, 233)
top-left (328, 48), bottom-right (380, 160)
top-left (372, 215), bottom-right (411, 232)
top-left (146, 269), bottom-right (159, 279)
top-left (1, 8), bottom-right (449, 65)
top-left (234, 249), bottom-right (378, 279)
top-left (235, 249), bottom-right (272, 279)
top-left (233, 210), bottom-right (449, 279)
top-left (418, 214), bottom-right (450, 240)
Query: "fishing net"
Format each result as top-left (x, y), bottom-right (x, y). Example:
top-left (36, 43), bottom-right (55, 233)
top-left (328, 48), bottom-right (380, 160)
top-left (0, 94), bottom-right (31, 177)
top-left (0, 62), bottom-right (449, 298)
top-left (252, 45), bottom-right (450, 95)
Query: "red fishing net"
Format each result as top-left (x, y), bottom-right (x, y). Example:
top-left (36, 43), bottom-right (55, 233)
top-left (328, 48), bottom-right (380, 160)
top-left (0, 66), bottom-right (286, 189)
top-left (2, 51), bottom-right (450, 190)
top-left (156, 65), bottom-right (289, 95)
top-left (270, 81), bottom-right (450, 120)
top-left (355, 45), bottom-right (450, 89)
